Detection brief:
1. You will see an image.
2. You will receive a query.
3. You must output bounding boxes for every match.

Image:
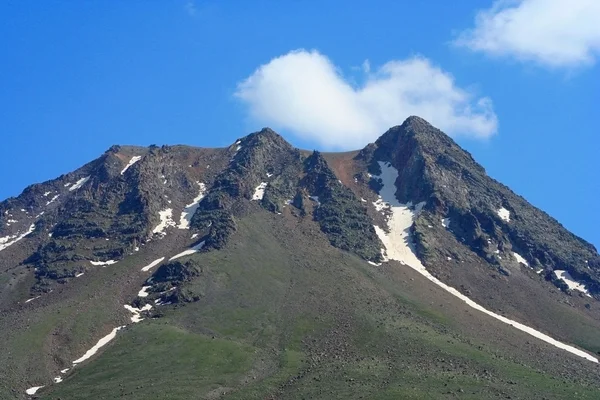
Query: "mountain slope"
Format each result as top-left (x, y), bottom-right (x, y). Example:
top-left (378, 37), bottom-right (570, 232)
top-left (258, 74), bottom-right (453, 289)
top-left (0, 117), bottom-right (598, 399)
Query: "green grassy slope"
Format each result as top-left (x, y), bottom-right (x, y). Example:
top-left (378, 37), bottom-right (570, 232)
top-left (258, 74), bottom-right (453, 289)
top-left (40, 212), bottom-right (600, 400)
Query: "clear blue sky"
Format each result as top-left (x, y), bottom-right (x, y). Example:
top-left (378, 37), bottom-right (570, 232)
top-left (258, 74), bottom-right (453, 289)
top-left (1, 1), bottom-right (598, 249)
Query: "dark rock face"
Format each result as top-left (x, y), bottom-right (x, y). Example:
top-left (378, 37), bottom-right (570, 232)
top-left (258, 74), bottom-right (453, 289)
top-left (302, 152), bottom-right (382, 262)
top-left (1, 117), bottom-right (597, 300)
top-left (364, 116), bottom-right (599, 295)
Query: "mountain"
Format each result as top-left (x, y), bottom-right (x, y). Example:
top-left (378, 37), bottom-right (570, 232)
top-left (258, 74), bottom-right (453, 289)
top-left (1, 117), bottom-right (599, 399)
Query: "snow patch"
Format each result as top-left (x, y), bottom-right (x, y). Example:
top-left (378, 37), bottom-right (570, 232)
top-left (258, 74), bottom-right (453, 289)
top-left (141, 257), bottom-right (165, 272)
top-left (266, 172), bottom-right (273, 178)
top-left (72, 326), bottom-right (125, 364)
top-left (60, 368), bottom-right (69, 374)
top-left (25, 295), bottom-right (41, 303)
top-left (120, 155), bottom-right (142, 175)
top-left (554, 270), bottom-right (591, 296)
top-left (169, 241), bottom-right (206, 261)
top-left (89, 260), bottom-right (117, 267)
top-left (191, 233), bottom-right (199, 239)
top-left (69, 176), bottom-right (90, 191)
top-left (371, 160), bottom-right (598, 364)
top-left (497, 207), bottom-right (510, 222)
top-left (46, 194), bottom-right (60, 205)
top-left (152, 208), bottom-right (175, 235)
top-left (53, 376), bottom-right (63, 383)
top-left (441, 218), bottom-right (450, 228)
top-left (513, 252), bottom-right (529, 267)
top-left (0, 223), bottom-right (35, 252)
top-left (43, 191), bottom-right (52, 197)
top-left (124, 304), bottom-right (152, 323)
top-left (75, 272), bottom-right (85, 278)
top-left (138, 286), bottom-right (152, 298)
top-left (178, 183), bottom-right (207, 229)
top-left (252, 182), bottom-right (268, 201)
top-left (25, 386), bottom-right (44, 395)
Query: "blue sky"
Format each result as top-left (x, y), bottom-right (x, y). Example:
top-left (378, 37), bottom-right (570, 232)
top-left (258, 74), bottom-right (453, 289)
top-left (1, 1), bottom-right (599, 248)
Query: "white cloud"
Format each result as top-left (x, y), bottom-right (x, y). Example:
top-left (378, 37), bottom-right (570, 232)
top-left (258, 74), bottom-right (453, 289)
top-left (235, 50), bottom-right (497, 149)
top-left (455, 0), bottom-right (600, 68)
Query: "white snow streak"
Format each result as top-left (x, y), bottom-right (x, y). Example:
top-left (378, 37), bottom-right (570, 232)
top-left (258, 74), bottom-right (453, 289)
top-left (72, 326), bottom-right (125, 364)
top-left (43, 191), bottom-right (52, 197)
top-left (141, 257), bottom-right (165, 272)
top-left (120, 156), bottom-right (142, 175)
top-left (75, 272), bottom-right (85, 278)
top-left (554, 270), bottom-right (591, 297)
top-left (152, 208), bottom-right (175, 235)
top-left (169, 241), bottom-right (206, 261)
top-left (46, 194), bottom-right (60, 206)
top-left (69, 176), bottom-right (90, 191)
top-left (252, 182), bottom-right (268, 200)
top-left (371, 160), bottom-right (598, 364)
top-left (0, 223), bottom-right (35, 252)
top-left (53, 376), bottom-right (63, 383)
top-left (89, 260), bottom-right (117, 267)
top-left (178, 183), bottom-right (207, 229)
top-left (25, 296), bottom-right (41, 303)
top-left (441, 218), bottom-right (450, 228)
top-left (497, 207), bottom-right (510, 222)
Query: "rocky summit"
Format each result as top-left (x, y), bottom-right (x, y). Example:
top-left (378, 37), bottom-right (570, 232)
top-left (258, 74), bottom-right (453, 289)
top-left (1, 116), bottom-right (599, 399)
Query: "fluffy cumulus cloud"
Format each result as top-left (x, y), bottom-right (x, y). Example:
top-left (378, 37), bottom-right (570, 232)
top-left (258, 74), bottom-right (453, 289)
top-left (455, 0), bottom-right (600, 68)
top-left (235, 50), bottom-right (497, 149)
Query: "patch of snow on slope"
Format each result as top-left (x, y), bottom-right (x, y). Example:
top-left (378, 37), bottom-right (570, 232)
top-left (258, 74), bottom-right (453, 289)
top-left (75, 272), bottom-right (84, 278)
top-left (152, 208), bottom-right (175, 235)
top-left (497, 207), bottom-right (510, 222)
top-left (120, 155), bottom-right (142, 175)
top-left (371, 160), bottom-right (598, 364)
top-left (441, 218), bottom-right (450, 228)
top-left (124, 304), bottom-right (152, 323)
top-left (43, 191), bottom-right (52, 197)
top-left (25, 386), bottom-right (44, 395)
top-left (69, 176), bottom-right (90, 191)
top-left (72, 326), bottom-right (125, 364)
top-left (266, 172), bottom-right (273, 178)
top-left (64, 182), bottom-right (72, 187)
top-left (554, 270), bottom-right (591, 296)
top-left (141, 257), bottom-right (165, 272)
top-left (138, 286), bottom-right (151, 298)
top-left (46, 194), bottom-right (60, 205)
top-left (25, 295), bottom-right (41, 303)
top-left (178, 182), bottom-right (207, 229)
top-left (252, 182), bottom-right (267, 200)
top-left (513, 252), bottom-right (529, 267)
top-left (0, 223), bottom-right (35, 252)
top-left (53, 376), bottom-right (63, 383)
top-left (60, 368), bottom-right (69, 374)
top-left (89, 260), bottom-right (117, 267)
top-left (169, 241), bottom-right (206, 261)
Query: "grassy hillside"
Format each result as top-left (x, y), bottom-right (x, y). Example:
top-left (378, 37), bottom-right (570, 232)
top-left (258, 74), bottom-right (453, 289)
top-left (39, 212), bottom-right (600, 399)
